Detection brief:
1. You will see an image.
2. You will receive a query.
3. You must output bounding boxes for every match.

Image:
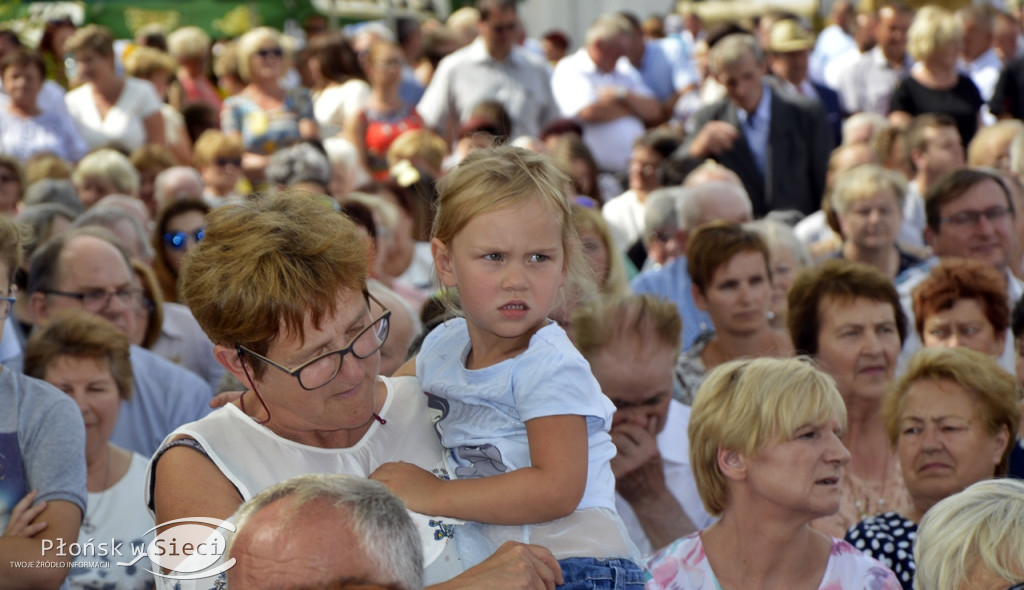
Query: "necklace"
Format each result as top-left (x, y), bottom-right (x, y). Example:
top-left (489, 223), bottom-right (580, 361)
top-left (853, 452), bottom-right (891, 521)
top-left (81, 446), bottom-right (111, 534)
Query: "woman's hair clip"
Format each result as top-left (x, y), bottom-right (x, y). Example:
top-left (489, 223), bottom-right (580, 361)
top-left (390, 159), bottom-right (421, 188)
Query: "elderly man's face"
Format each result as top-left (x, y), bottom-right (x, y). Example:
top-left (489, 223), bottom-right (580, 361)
top-left (926, 179), bottom-right (1016, 270)
top-left (591, 338), bottom-right (675, 435)
top-left (33, 235), bottom-right (138, 337)
top-left (229, 499), bottom-right (381, 589)
top-left (716, 51), bottom-right (764, 114)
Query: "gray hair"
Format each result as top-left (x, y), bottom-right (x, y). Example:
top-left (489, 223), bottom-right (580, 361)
top-left (644, 187), bottom-right (683, 241)
top-left (72, 204), bottom-right (155, 263)
top-left (679, 182), bottom-right (753, 230)
top-left (745, 218), bottom-right (812, 268)
top-left (914, 478), bottom-right (1024, 590)
top-left (266, 143), bottom-right (331, 190)
top-left (154, 166), bottom-right (204, 206)
top-left (72, 149), bottom-right (140, 197)
top-left (585, 13), bottom-right (632, 47)
top-left (16, 203), bottom-right (79, 264)
top-left (709, 33), bottom-right (763, 75)
top-left (841, 112), bottom-right (890, 146)
top-left (23, 179), bottom-right (84, 215)
top-left (229, 474), bottom-right (423, 590)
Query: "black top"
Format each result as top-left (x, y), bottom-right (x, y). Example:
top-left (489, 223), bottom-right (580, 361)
top-left (889, 74), bottom-right (984, 145)
top-left (990, 55), bottom-right (1024, 120)
top-left (845, 511), bottom-right (918, 590)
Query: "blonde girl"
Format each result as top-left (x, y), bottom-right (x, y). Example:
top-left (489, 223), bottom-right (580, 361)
top-left (371, 145), bottom-right (642, 586)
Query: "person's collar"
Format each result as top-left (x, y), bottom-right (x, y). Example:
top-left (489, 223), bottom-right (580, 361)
top-left (468, 36), bottom-right (522, 65)
top-left (737, 80), bottom-right (772, 124)
top-left (872, 45), bottom-right (911, 71)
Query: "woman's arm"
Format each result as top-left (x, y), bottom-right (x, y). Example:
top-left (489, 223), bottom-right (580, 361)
top-left (144, 110), bottom-right (166, 148)
top-left (152, 442), bottom-right (243, 571)
top-left (344, 108), bottom-right (370, 174)
top-left (372, 414), bottom-right (588, 524)
top-left (0, 498), bottom-right (82, 589)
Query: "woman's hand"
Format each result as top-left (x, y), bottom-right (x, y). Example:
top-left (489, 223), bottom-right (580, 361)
top-left (369, 461), bottom-right (443, 514)
top-left (429, 541), bottom-right (563, 590)
top-left (3, 489), bottom-right (49, 538)
top-left (209, 390), bottom-right (244, 409)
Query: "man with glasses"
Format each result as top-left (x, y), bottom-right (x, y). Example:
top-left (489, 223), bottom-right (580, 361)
top-left (896, 168), bottom-right (1022, 374)
top-left (22, 226), bottom-right (211, 457)
top-left (416, 0), bottom-right (557, 144)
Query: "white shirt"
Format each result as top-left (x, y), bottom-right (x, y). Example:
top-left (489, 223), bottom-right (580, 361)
top-left (961, 47), bottom-right (1002, 125)
top-left (552, 49), bottom-right (654, 173)
top-left (810, 24), bottom-right (857, 86)
top-left (615, 400), bottom-right (715, 555)
top-left (602, 189), bottom-right (646, 253)
top-left (417, 38), bottom-right (557, 141)
top-left (65, 77), bottom-right (162, 152)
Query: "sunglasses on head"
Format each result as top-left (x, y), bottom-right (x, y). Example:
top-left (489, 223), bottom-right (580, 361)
top-left (256, 48), bottom-right (283, 58)
top-left (164, 229), bottom-right (204, 250)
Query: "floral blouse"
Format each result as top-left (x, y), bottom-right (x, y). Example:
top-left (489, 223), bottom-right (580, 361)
top-left (645, 532), bottom-right (902, 589)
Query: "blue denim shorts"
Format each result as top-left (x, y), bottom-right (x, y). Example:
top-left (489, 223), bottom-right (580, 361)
top-left (556, 557), bottom-right (645, 590)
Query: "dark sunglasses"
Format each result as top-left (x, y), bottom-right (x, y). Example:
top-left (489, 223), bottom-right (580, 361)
top-left (256, 48), bottom-right (284, 59)
top-left (214, 157), bottom-right (242, 167)
top-left (163, 229), bottom-right (204, 250)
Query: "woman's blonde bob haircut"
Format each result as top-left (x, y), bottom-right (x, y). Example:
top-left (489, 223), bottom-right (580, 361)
top-left (689, 356), bottom-right (847, 516)
top-left (179, 192), bottom-right (367, 379)
top-left (914, 478), bottom-right (1024, 590)
top-left (907, 5), bottom-right (962, 63)
top-left (167, 26), bottom-right (211, 61)
top-left (235, 27), bottom-right (280, 83)
top-left (432, 145), bottom-right (591, 315)
top-left (830, 163), bottom-right (907, 218)
top-left (570, 203), bottom-right (629, 298)
top-left (884, 346), bottom-right (1020, 476)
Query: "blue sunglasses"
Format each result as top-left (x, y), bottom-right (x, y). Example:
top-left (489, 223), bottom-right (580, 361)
top-left (163, 229), bottom-right (204, 251)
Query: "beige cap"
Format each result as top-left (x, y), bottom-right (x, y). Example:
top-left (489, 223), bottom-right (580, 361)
top-left (768, 19), bottom-right (814, 53)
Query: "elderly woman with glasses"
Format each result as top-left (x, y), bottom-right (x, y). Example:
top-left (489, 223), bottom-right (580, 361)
top-left (221, 27), bottom-right (318, 183)
top-left (147, 192), bottom-right (564, 590)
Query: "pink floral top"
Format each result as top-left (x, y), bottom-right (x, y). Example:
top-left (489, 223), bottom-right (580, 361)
top-left (644, 533), bottom-right (901, 589)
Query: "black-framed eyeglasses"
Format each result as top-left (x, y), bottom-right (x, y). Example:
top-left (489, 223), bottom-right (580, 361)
top-left (236, 293), bottom-right (391, 390)
top-left (0, 295), bottom-right (14, 320)
top-left (43, 288), bottom-right (143, 312)
top-left (938, 206), bottom-right (1013, 227)
top-left (164, 229), bottom-right (204, 251)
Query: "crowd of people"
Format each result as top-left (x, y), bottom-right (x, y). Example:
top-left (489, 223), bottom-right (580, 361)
top-left (2, 0), bottom-right (1024, 588)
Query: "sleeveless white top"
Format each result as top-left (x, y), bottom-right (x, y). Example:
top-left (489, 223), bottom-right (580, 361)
top-left (145, 376), bottom-right (462, 587)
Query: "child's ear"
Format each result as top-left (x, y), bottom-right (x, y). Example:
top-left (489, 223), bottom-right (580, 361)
top-left (432, 238), bottom-right (457, 288)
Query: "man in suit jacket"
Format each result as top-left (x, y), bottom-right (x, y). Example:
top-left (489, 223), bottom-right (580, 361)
top-left (672, 33), bottom-right (833, 218)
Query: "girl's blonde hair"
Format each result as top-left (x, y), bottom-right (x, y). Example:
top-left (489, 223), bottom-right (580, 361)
top-left (432, 145), bottom-right (592, 314)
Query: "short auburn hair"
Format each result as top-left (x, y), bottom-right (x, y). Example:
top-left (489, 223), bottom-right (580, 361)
top-left (686, 220), bottom-right (771, 295)
top-left (179, 192), bottom-right (368, 378)
top-left (911, 258), bottom-right (1009, 340)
